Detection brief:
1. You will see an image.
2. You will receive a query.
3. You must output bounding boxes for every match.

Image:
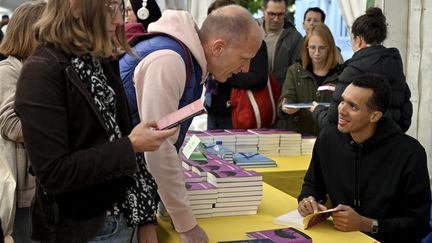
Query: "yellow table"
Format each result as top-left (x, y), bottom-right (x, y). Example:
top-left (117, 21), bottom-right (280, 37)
top-left (252, 155), bottom-right (311, 173)
top-left (156, 183), bottom-right (376, 243)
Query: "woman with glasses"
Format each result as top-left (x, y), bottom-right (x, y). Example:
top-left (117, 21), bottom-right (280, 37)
top-left (14, 0), bottom-right (177, 242)
top-left (277, 23), bottom-right (343, 135)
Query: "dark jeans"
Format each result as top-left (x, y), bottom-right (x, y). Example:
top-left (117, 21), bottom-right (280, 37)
top-left (12, 207), bottom-right (35, 243)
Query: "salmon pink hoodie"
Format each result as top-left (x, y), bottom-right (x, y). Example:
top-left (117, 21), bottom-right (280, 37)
top-left (133, 10), bottom-right (207, 233)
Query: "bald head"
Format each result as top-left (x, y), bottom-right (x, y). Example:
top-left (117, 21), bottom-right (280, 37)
top-left (199, 5), bottom-right (261, 47)
top-left (199, 5), bottom-right (262, 82)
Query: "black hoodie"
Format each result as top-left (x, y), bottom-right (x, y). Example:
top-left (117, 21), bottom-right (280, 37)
top-left (313, 45), bottom-right (413, 132)
top-left (299, 114), bottom-right (431, 242)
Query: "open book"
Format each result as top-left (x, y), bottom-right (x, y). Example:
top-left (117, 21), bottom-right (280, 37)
top-left (156, 99), bottom-right (206, 130)
top-left (273, 208), bottom-right (339, 229)
top-left (283, 103), bottom-right (330, 109)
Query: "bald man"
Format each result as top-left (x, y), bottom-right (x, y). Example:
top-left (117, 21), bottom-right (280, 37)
top-left (120, 5), bottom-right (262, 242)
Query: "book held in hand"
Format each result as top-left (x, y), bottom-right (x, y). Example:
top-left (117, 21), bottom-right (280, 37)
top-left (156, 98), bottom-right (206, 130)
top-left (283, 103), bottom-right (330, 109)
top-left (246, 227), bottom-right (311, 243)
top-left (273, 208), bottom-right (340, 229)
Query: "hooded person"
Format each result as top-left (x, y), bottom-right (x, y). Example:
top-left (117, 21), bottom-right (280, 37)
top-left (119, 5), bottom-right (262, 242)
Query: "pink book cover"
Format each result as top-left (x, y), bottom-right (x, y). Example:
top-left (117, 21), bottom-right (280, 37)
top-left (156, 99), bottom-right (206, 130)
top-left (185, 182), bottom-right (217, 191)
top-left (191, 160), bottom-right (231, 173)
top-left (183, 170), bottom-right (201, 182)
top-left (224, 129), bottom-right (256, 135)
top-left (196, 163), bottom-right (243, 174)
top-left (208, 170), bottom-right (261, 180)
top-left (247, 129), bottom-right (280, 136)
top-left (204, 129), bottom-right (233, 136)
top-left (246, 227), bottom-right (311, 243)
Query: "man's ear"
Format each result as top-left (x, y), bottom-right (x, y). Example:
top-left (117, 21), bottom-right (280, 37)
top-left (210, 39), bottom-right (226, 57)
top-left (370, 111), bottom-right (382, 123)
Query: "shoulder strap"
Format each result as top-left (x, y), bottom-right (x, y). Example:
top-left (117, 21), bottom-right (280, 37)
top-left (133, 32), bottom-right (193, 86)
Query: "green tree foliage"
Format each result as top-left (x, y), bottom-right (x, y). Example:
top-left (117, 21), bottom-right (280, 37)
top-left (234, 0), bottom-right (295, 15)
top-left (235, 0), bottom-right (262, 14)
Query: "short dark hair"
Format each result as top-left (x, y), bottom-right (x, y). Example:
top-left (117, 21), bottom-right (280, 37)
top-left (351, 73), bottom-right (391, 113)
top-left (2, 15), bottom-right (8, 20)
top-left (352, 7), bottom-right (387, 45)
top-left (262, 0), bottom-right (288, 8)
top-left (207, 0), bottom-right (236, 15)
top-left (303, 7), bottom-right (325, 22)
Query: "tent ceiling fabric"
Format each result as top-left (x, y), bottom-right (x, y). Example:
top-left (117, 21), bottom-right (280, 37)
top-left (0, 0), bottom-right (27, 11)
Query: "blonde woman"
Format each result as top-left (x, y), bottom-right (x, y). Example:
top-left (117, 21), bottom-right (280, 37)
top-left (0, 2), bottom-right (46, 242)
top-left (278, 23), bottom-right (343, 135)
top-left (14, 0), bottom-right (177, 242)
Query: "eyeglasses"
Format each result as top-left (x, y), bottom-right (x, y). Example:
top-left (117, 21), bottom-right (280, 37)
top-left (106, 1), bottom-right (125, 18)
top-left (266, 11), bottom-right (285, 19)
top-left (307, 45), bottom-right (327, 53)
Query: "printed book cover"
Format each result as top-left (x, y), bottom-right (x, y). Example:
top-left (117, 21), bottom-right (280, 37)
top-left (191, 160), bottom-right (233, 176)
top-left (233, 152), bottom-right (276, 166)
top-left (183, 170), bottom-right (202, 183)
top-left (246, 227), bottom-right (311, 243)
top-left (156, 98), bottom-right (206, 130)
top-left (273, 208), bottom-right (339, 229)
top-left (185, 182), bottom-right (217, 195)
top-left (283, 103), bottom-right (330, 109)
top-left (207, 169), bottom-right (262, 183)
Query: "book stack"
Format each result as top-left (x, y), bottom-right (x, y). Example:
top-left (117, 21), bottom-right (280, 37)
top-left (248, 129), bottom-right (281, 156)
top-left (207, 169), bottom-right (263, 217)
top-left (225, 129), bottom-right (259, 153)
top-left (277, 130), bottom-right (302, 156)
top-left (301, 135), bottom-right (316, 155)
top-left (204, 130), bottom-right (237, 151)
top-left (184, 130), bottom-right (214, 145)
top-left (233, 152), bottom-right (277, 168)
top-left (185, 182), bottom-right (218, 218)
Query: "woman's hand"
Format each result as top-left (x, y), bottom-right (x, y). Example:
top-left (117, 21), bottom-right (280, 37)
top-left (281, 98), bottom-right (300, 115)
top-left (128, 121), bottom-right (178, 153)
top-left (138, 224), bottom-right (158, 243)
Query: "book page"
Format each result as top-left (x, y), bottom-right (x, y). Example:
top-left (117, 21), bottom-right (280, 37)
top-left (303, 208), bottom-right (340, 229)
top-left (273, 208), bottom-right (340, 229)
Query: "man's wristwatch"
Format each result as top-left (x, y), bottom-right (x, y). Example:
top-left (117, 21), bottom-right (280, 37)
top-left (370, 219), bottom-right (379, 234)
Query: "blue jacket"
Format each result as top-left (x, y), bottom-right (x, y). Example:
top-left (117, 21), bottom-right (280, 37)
top-left (120, 34), bottom-right (203, 150)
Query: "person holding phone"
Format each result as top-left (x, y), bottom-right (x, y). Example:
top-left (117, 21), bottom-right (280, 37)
top-left (14, 0), bottom-right (177, 242)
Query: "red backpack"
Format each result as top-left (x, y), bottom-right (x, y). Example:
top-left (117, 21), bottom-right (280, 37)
top-left (230, 73), bottom-right (281, 129)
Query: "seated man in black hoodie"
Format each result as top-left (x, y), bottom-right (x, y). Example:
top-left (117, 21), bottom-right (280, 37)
top-left (297, 73), bottom-right (431, 242)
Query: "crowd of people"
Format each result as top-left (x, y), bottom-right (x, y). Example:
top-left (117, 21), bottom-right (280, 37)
top-left (0, 0), bottom-right (430, 243)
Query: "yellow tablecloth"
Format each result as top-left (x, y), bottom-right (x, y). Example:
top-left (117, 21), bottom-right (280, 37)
top-left (156, 183), bottom-right (376, 243)
top-left (252, 155), bottom-right (311, 173)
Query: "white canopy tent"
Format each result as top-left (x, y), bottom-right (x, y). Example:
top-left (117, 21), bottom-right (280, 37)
top-left (0, 0), bottom-right (26, 11)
